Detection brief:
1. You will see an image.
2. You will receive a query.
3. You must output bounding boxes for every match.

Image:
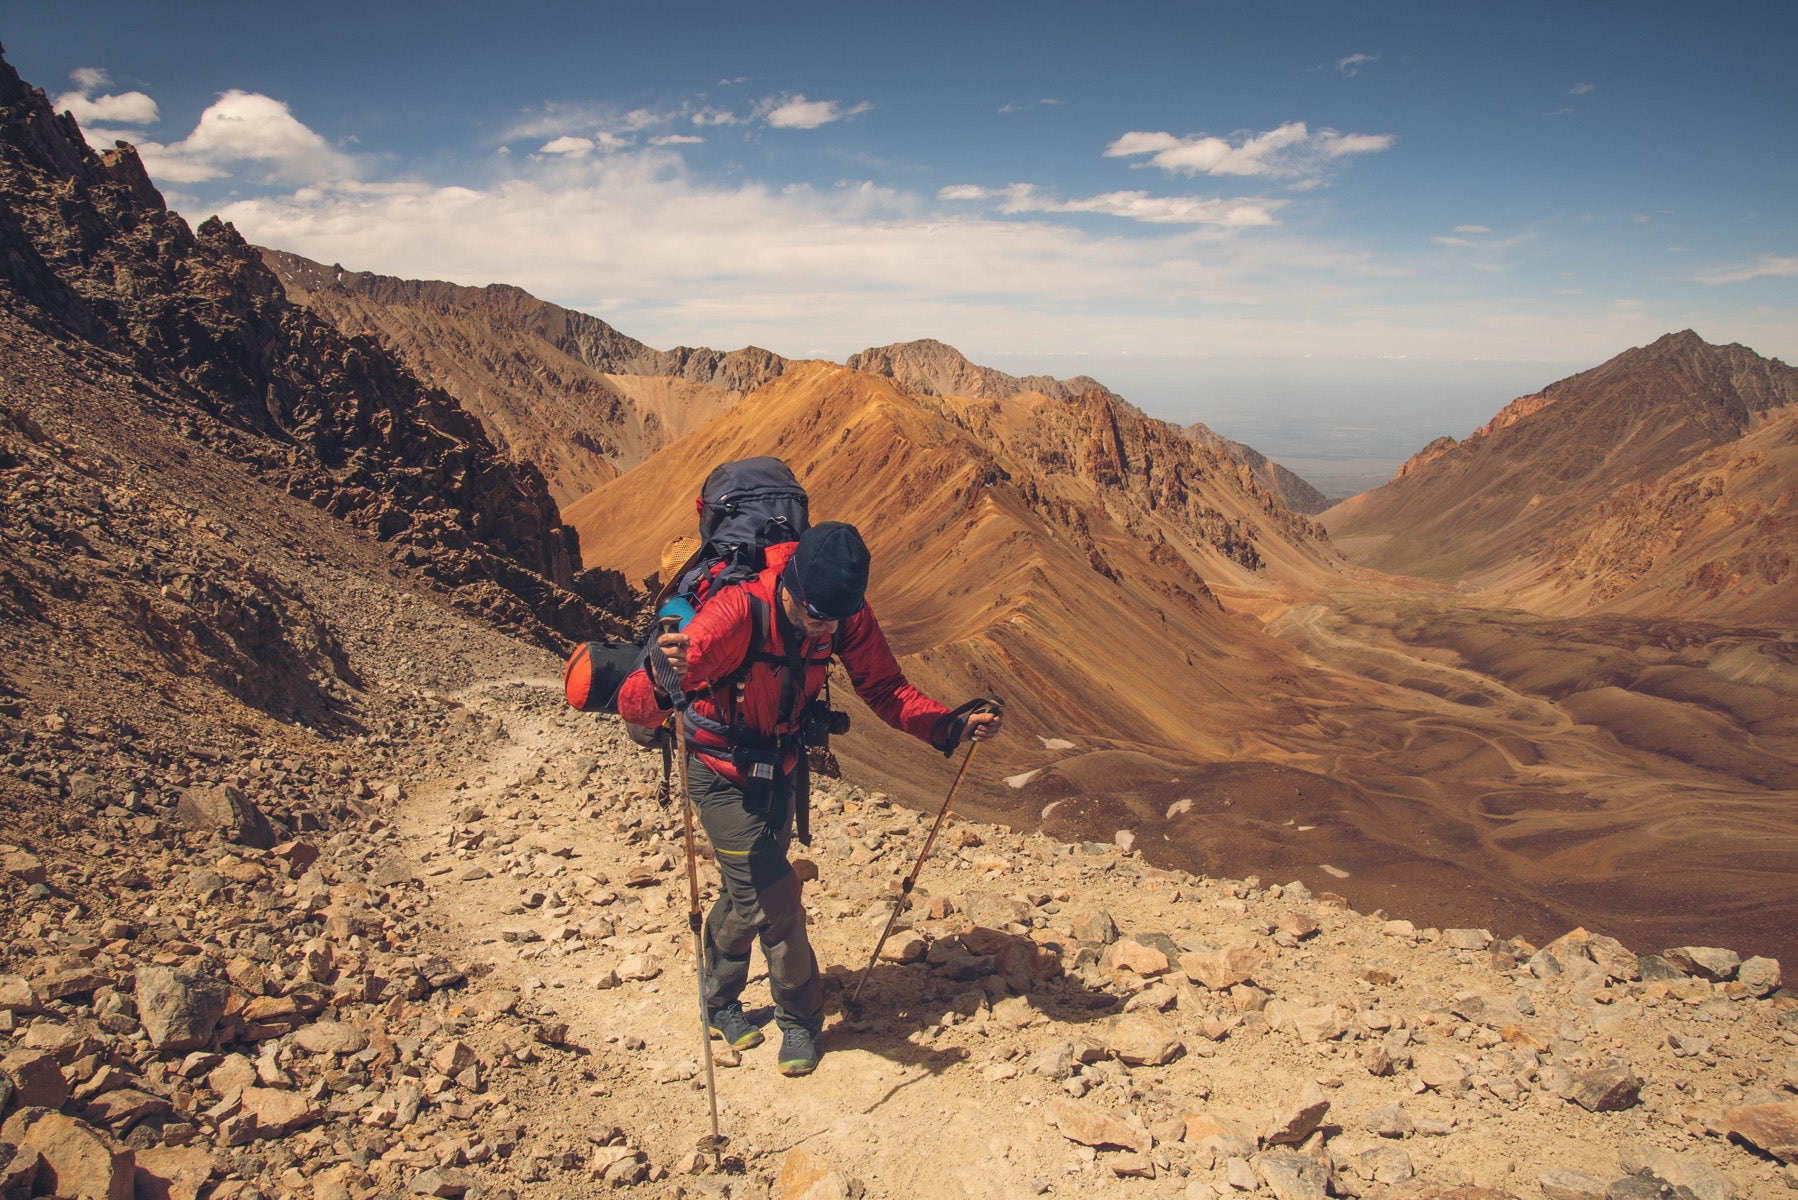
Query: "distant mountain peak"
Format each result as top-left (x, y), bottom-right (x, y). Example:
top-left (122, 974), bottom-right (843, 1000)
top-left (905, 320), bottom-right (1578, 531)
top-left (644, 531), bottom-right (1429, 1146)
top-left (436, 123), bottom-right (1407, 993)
top-left (1324, 330), bottom-right (1798, 620)
top-left (846, 338), bottom-right (1114, 403)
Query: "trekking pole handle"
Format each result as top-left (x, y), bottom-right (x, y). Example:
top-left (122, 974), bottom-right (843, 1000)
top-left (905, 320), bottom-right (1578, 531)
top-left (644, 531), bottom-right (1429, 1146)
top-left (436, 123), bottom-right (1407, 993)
top-left (938, 694), bottom-right (1004, 757)
top-left (948, 694), bottom-right (1005, 720)
top-left (648, 617), bottom-right (689, 712)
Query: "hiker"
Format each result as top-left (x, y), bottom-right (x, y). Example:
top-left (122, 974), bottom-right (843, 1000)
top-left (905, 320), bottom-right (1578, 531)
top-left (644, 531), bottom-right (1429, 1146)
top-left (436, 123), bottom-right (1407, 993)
top-left (617, 520), bottom-right (1002, 1075)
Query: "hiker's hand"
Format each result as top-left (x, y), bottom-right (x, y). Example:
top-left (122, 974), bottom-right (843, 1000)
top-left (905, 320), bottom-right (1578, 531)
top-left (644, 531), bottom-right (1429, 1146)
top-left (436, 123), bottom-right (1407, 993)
top-left (964, 710), bottom-right (1002, 742)
top-left (656, 631), bottom-right (690, 682)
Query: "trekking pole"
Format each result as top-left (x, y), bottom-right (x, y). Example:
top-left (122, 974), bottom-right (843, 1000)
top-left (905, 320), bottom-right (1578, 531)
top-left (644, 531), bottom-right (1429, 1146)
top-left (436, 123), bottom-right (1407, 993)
top-left (847, 696), bottom-right (1003, 1015)
top-left (649, 626), bottom-right (727, 1167)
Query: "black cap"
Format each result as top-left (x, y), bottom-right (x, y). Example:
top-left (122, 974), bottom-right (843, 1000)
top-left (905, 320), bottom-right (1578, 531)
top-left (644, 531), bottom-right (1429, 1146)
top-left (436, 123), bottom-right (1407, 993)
top-left (784, 521), bottom-right (870, 620)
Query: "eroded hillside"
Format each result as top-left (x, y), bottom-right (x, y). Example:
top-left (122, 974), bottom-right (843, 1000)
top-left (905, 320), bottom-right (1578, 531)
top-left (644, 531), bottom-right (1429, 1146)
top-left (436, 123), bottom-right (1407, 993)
top-left (263, 250), bottom-right (784, 507)
top-left (565, 360), bottom-right (1344, 805)
top-left (1323, 331), bottom-right (1798, 622)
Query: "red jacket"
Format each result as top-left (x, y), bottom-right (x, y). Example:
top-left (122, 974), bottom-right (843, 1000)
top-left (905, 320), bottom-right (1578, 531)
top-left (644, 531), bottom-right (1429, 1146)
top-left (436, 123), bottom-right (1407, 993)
top-left (617, 542), bottom-right (952, 782)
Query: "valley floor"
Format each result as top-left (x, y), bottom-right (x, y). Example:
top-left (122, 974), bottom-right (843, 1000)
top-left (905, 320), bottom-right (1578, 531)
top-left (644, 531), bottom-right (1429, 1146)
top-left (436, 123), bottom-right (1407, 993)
top-left (994, 582), bottom-right (1798, 972)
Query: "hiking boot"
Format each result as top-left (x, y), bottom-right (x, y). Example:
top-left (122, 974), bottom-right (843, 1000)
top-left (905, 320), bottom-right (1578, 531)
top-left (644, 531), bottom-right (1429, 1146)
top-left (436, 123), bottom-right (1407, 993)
top-left (777, 1025), bottom-right (820, 1076)
top-left (706, 1004), bottom-right (764, 1051)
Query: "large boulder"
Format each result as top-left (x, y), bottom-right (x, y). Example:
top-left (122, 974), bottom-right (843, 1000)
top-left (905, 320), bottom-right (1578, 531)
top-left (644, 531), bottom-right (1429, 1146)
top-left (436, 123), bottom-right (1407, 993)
top-left (133, 965), bottom-right (229, 1052)
top-left (1, 1049), bottom-right (68, 1111)
top-left (1047, 1098), bottom-right (1150, 1152)
top-left (1725, 1101), bottom-right (1798, 1163)
top-left (1104, 1012), bottom-right (1183, 1066)
top-left (131, 1145), bottom-right (219, 1200)
top-left (1659, 945), bottom-right (1741, 982)
top-left (0, 1109), bottom-right (133, 1200)
top-left (173, 784), bottom-right (276, 849)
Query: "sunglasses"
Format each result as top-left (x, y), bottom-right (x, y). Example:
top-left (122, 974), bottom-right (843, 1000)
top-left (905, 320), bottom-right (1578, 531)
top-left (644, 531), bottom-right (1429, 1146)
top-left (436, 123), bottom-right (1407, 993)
top-left (787, 573), bottom-right (838, 622)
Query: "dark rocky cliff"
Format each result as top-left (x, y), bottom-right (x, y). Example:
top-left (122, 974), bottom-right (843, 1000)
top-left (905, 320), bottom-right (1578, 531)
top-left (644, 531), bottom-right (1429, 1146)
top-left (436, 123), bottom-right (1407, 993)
top-left (0, 47), bottom-right (625, 645)
top-left (260, 251), bottom-right (791, 392)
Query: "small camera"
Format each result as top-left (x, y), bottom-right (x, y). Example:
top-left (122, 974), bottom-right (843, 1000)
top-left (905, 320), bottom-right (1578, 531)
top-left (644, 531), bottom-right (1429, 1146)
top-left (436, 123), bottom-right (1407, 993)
top-left (802, 700), bottom-right (850, 744)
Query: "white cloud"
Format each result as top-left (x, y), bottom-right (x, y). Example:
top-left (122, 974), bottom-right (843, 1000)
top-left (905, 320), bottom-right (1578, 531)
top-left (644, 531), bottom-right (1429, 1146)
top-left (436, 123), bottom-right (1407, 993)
top-left (53, 67), bottom-right (160, 129)
top-left (1337, 53), bottom-right (1378, 77)
top-left (204, 150), bottom-right (1774, 364)
top-left (999, 184), bottom-right (1282, 226)
top-left (203, 144), bottom-right (1424, 363)
top-left (538, 131), bottom-right (636, 155)
top-left (133, 90), bottom-right (357, 185)
top-left (501, 105), bottom-right (610, 142)
top-left (1105, 122), bottom-right (1392, 181)
top-left (503, 103), bottom-right (676, 146)
top-left (764, 95), bottom-right (871, 129)
top-left (617, 109), bottom-right (665, 134)
top-left (539, 135), bottom-right (596, 156)
top-left (124, 83), bottom-right (1786, 367)
top-left (1433, 236), bottom-right (1474, 247)
top-left (650, 134), bottom-right (706, 146)
top-left (1570, 82), bottom-right (1596, 95)
top-left (54, 87), bottom-right (160, 126)
top-left (1106, 131), bottom-right (1182, 158)
top-left (1318, 132), bottom-right (1394, 158)
top-left (1693, 254), bottom-right (1798, 284)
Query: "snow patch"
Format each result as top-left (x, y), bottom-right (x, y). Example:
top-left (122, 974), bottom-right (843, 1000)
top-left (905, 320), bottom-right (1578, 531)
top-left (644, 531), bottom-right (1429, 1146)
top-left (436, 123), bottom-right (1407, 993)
top-left (1005, 769), bottom-right (1044, 789)
top-left (1037, 736), bottom-right (1076, 751)
top-left (1319, 864), bottom-right (1350, 879)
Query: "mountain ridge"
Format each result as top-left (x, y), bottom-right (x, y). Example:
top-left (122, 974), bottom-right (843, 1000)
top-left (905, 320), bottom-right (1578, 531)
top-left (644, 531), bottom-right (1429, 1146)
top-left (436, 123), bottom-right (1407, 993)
top-left (1323, 330), bottom-right (1798, 621)
top-left (261, 249), bottom-right (785, 505)
top-left (845, 337), bottom-right (1113, 402)
top-left (846, 337), bottom-right (1332, 515)
top-left (565, 358), bottom-right (1344, 806)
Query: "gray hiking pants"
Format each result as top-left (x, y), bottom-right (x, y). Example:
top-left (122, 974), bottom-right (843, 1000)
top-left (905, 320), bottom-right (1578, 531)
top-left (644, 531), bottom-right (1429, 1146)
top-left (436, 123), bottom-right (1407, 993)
top-left (688, 754), bottom-right (822, 1033)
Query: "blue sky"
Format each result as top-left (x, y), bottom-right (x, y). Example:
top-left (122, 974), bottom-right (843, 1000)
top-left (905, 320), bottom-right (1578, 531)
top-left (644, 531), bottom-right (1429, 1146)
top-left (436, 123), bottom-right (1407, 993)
top-left (9, 2), bottom-right (1795, 490)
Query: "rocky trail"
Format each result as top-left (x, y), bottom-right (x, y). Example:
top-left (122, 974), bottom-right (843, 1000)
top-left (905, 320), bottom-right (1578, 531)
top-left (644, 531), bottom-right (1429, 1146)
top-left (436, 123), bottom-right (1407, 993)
top-left (5, 638), bottom-right (1798, 1200)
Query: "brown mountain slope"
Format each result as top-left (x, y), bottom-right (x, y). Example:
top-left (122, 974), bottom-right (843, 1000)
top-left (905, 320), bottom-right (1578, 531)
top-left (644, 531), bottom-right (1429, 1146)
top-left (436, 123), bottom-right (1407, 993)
top-left (1499, 404), bottom-right (1798, 620)
top-left (1184, 420), bottom-right (1332, 515)
top-left (1322, 331), bottom-right (1798, 620)
top-left (850, 338), bottom-right (1331, 517)
top-left (566, 360), bottom-right (1345, 804)
top-left (261, 249), bottom-right (783, 505)
top-left (567, 363), bottom-right (1798, 964)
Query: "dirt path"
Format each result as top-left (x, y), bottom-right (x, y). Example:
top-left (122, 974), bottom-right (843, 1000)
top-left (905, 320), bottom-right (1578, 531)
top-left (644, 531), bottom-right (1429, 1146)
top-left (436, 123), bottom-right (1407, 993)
top-left (380, 665), bottom-right (1796, 1200)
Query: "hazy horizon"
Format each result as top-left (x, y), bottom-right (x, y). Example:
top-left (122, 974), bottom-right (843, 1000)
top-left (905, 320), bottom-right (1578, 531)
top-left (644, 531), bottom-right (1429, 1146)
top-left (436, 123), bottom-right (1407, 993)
top-left (986, 352), bottom-right (1589, 498)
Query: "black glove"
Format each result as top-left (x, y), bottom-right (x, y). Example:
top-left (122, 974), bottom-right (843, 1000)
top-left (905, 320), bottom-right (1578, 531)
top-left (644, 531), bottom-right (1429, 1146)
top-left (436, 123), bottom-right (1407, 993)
top-left (930, 695), bottom-right (1004, 757)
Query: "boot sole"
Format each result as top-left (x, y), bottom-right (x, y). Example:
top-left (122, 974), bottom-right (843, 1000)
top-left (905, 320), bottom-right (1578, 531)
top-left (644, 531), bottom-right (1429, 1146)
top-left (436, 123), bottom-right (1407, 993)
top-left (708, 1025), bottom-right (765, 1051)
